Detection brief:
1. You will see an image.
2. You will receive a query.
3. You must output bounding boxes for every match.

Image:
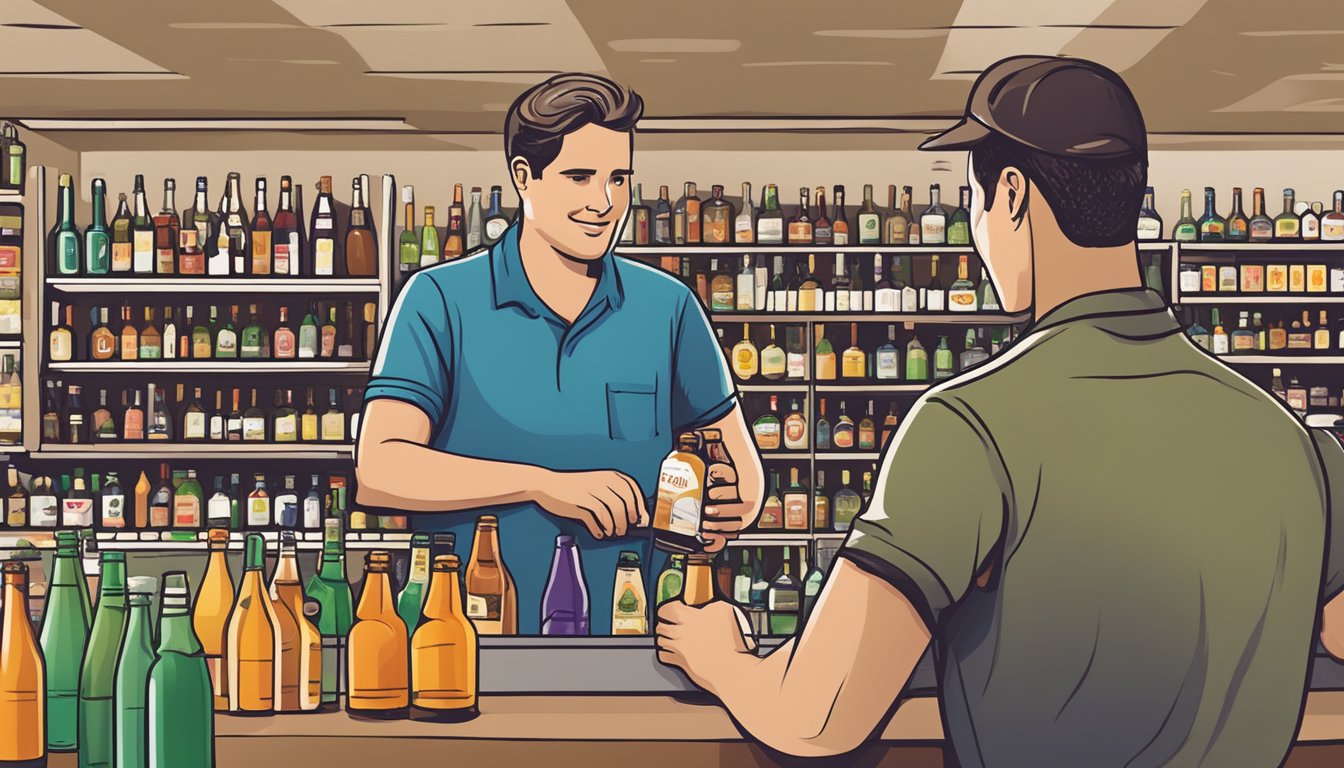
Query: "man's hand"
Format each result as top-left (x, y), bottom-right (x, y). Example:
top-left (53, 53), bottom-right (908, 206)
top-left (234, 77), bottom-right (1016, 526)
top-left (700, 463), bottom-right (756, 553)
top-left (655, 599), bottom-right (756, 694)
top-left (532, 469), bottom-right (649, 540)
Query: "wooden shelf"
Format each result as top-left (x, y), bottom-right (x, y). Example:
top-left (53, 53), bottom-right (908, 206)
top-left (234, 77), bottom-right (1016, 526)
top-left (711, 312), bottom-right (1024, 323)
top-left (1176, 242), bottom-right (1344, 252)
top-left (48, 361), bottom-right (369, 373)
top-left (46, 278), bottom-right (382, 293)
top-left (736, 384), bottom-right (809, 393)
top-left (29, 443), bottom-right (354, 460)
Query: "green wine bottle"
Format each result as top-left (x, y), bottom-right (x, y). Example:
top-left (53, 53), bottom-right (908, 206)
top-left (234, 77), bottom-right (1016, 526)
top-left (79, 551), bottom-right (128, 768)
top-left (305, 517), bottom-right (353, 710)
top-left (148, 572), bottom-right (214, 768)
top-left (39, 530), bottom-right (91, 752)
top-left (396, 533), bottom-right (432, 630)
top-left (115, 576), bottom-right (158, 768)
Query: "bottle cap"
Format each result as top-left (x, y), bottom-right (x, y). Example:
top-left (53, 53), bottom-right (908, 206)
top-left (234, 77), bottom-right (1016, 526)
top-left (100, 550), bottom-right (126, 564)
top-left (431, 554), bottom-right (461, 572)
top-left (618, 550), bottom-right (641, 567)
top-left (128, 576), bottom-right (157, 595)
top-left (556, 535), bottom-right (576, 548)
top-left (410, 532), bottom-right (431, 547)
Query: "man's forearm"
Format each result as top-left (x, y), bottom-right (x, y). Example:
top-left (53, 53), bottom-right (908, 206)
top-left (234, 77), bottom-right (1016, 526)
top-left (356, 437), bottom-right (548, 513)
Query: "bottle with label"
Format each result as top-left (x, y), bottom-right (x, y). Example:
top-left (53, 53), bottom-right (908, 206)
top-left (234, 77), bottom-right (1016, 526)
top-left (759, 325), bottom-right (786, 380)
top-left (756, 184), bottom-right (784, 245)
top-left (62, 468), bottom-right (93, 527)
top-left (1171, 189), bottom-right (1197, 241)
top-left (226, 533), bottom-right (279, 714)
top-left (758, 471), bottom-right (783, 530)
top-left (270, 531), bottom-right (322, 713)
top-left (1132, 187), bottom-right (1163, 240)
top-left (753, 396), bottom-right (782, 450)
top-left (148, 572), bottom-right (214, 766)
top-left (1197, 187), bottom-right (1226, 241)
top-left (40, 530), bottom-right (89, 753)
top-left (309, 176), bottom-right (339, 275)
top-left (346, 176), bottom-right (378, 276)
top-left (841, 323), bottom-right (866, 379)
top-left (702, 184), bottom-right (734, 244)
top-left (397, 533), bottom-right (433, 630)
top-left (306, 518), bottom-right (354, 710)
top-left (876, 325), bottom-right (900, 380)
top-left (783, 399), bottom-right (808, 451)
top-left (833, 401), bottom-right (855, 450)
top-left (906, 334), bottom-right (929, 382)
top-left (79, 551), bottom-right (128, 768)
top-left (949, 255), bottom-right (977, 311)
top-left (100, 470), bottom-right (125, 529)
top-left (812, 471), bottom-right (830, 531)
top-left (85, 178), bottom-right (111, 274)
top-left (731, 323), bottom-right (759, 381)
top-left (814, 324), bottom-right (837, 381)
top-left (484, 185), bottom-right (510, 244)
top-left (465, 515), bottom-right (517, 635)
top-left (53, 173), bottom-right (82, 275)
top-left (815, 398), bottom-right (832, 450)
top-left (612, 551), bottom-right (648, 635)
top-left (1274, 189), bottom-right (1301, 241)
top-left (833, 470), bottom-right (862, 531)
top-left (656, 554), bottom-right (686, 606)
top-left (653, 433), bottom-right (708, 553)
top-left (947, 186), bottom-right (971, 245)
top-left (411, 554), bottom-right (479, 721)
top-left (767, 556), bottom-right (802, 635)
top-left (443, 183), bottom-right (466, 260)
top-left (0, 561), bottom-right (45, 766)
top-left (540, 535), bottom-right (591, 636)
top-left (247, 474), bottom-right (270, 529)
top-left (783, 467), bottom-right (808, 531)
top-left (920, 184), bottom-right (947, 244)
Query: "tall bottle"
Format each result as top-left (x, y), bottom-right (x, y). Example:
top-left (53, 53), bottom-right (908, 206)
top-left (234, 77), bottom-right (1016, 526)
top-left (154, 178), bottom-right (180, 274)
top-left (250, 177), bottom-right (272, 275)
top-left (443, 183), bottom-right (466, 260)
top-left (0, 561), bottom-right (45, 767)
top-left (79, 551), bottom-right (128, 768)
top-left (225, 533), bottom-right (279, 714)
top-left (114, 576), bottom-right (158, 768)
top-left (398, 185), bottom-right (419, 281)
top-left (920, 184), bottom-right (947, 245)
top-left (194, 526), bottom-right (235, 711)
top-left (466, 186), bottom-right (484, 251)
top-left (222, 172), bottom-right (250, 275)
top-left (183, 177), bottom-right (213, 276)
top-left (1172, 189), bottom-right (1198, 241)
top-left (411, 554), bottom-right (478, 722)
top-left (131, 174), bottom-right (156, 274)
top-left (272, 176), bottom-right (302, 276)
top-left (39, 530), bottom-right (89, 752)
top-left (465, 515), bottom-right (517, 635)
top-left (309, 176), bottom-right (338, 276)
top-left (541, 535), bottom-right (590, 636)
top-left (418, 206), bottom-right (440, 268)
top-left (484, 185), bottom-right (510, 244)
top-left (756, 184), bottom-right (784, 245)
top-left (53, 172), bottom-right (82, 275)
top-left (396, 532), bottom-right (432, 630)
top-left (147, 572), bottom-right (214, 768)
top-left (345, 176), bottom-right (378, 276)
top-left (305, 517), bottom-right (354, 710)
top-left (85, 178), bottom-right (111, 275)
top-left (1136, 186), bottom-right (1163, 241)
top-left (347, 551), bottom-right (409, 718)
top-left (269, 531), bottom-right (321, 712)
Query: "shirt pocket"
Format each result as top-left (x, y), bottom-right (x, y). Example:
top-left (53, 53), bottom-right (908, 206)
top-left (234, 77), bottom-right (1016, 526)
top-left (607, 382), bottom-right (659, 442)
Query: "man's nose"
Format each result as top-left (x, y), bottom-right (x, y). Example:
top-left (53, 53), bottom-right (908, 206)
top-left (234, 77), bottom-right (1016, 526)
top-left (585, 183), bottom-right (613, 217)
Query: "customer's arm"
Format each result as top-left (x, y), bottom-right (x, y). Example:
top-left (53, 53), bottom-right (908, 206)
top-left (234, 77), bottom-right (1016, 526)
top-left (356, 399), bottom-right (646, 539)
top-left (1310, 429), bottom-right (1344, 658)
top-left (658, 560), bottom-right (930, 757)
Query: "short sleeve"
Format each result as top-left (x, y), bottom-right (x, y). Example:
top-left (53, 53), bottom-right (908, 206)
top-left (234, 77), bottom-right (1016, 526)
top-left (1311, 428), bottom-right (1344, 599)
top-left (669, 291), bottom-right (735, 432)
top-left (363, 272), bottom-right (454, 425)
top-left (840, 396), bottom-right (1012, 630)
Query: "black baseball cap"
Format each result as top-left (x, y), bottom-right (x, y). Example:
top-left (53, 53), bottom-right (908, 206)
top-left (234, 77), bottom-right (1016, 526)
top-left (920, 55), bottom-right (1147, 159)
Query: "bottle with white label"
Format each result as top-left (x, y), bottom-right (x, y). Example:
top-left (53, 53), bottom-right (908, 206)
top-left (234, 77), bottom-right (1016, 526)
top-left (876, 325), bottom-right (901, 380)
top-left (736, 256), bottom-right (754, 311)
top-left (131, 174), bottom-right (156, 274)
top-left (652, 432), bottom-right (707, 553)
top-left (207, 475), bottom-right (232, 528)
top-left (920, 184), bottom-right (948, 245)
top-left (63, 469), bottom-right (94, 527)
top-left (309, 176), bottom-right (338, 276)
top-left (30, 474), bottom-right (58, 527)
top-left (247, 474), bottom-right (270, 529)
top-left (100, 471), bottom-right (126, 529)
top-left (874, 254), bottom-right (898, 312)
top-left (303, 476), bottom-right (323, 530)
top-left (273, 475), bottom-right (298, 529)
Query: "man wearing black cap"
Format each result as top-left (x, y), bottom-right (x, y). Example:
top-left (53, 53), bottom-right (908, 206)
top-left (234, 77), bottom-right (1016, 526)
top-left (658, 55), bottom-right (1344, 766)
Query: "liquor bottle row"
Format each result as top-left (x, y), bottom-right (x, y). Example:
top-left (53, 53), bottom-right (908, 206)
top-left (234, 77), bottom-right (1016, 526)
top-left (48, 300), bottom-right (378, 363)
top-left (1178, 260), bottom-right (1344, 296)
top-left (0, 464), bottom-right (369, 531)
top-left (749, 466), bottom-right (874, 535)
top-left (615, 181), bottom-right (971, 247)
top-left (396, 183), bottom-right (512, 277)
top-left (1151, 187), bottom-right (1344, 243)
top-left (726, 323), bottom-right (1010, 384)
top-left (0, 201), bottom-right (22, 336)
top-left (750, 395), bottom-right (901, 454)
top-left (1267, 368), bottom-right (1342, 418)
top-left (40, 381), bottom-right (363, 444)
top-left (0, 122), bottom-right (26, 194)
top-left (47, 172), bottom-right (379, 278)
top-left (660, 252), bottom-right (1002, 314)
top-left (661, 545), bottom-right (832, 637)
top-left (1185, 308), bottom-right (1344, 356)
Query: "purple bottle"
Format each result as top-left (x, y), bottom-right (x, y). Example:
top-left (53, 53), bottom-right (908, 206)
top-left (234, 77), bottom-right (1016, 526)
top-left (541, 535), bottom-right (590, 636)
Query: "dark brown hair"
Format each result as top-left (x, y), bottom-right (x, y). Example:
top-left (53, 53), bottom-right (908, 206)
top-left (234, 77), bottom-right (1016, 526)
top-left (971, 133), bottom-right (1147, 248)
top-left (505, 73), bottom-right (644, 179)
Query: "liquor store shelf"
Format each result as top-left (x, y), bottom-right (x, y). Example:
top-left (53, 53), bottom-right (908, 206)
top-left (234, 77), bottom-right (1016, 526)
top-left (727, 532), bottom-right (849, 547)
top-left (615, 245), bottom-right (978, 255)
top-left (0, 529), bottom-right (414, 551)
top-left (0, 339), bottom-right (18, 349)
top-left (710, 313), bottom-right (1026, 324)
top-left (46, 277), bottom-right (383, 293)
top-left (1176, 243), bottom-right (1344, 252)
top-left (736, 384), bottom-right (809, 393)
top-left (27, 444), bottom-right (354, 459)
top-left (815, 383), bottom-right (927, 393)
top-left (758, 452), bottom-right (882, 461)
top-left (1177, 296), bottom-right (1344, 304)
top-left (47, 361), bottom-right (371, 373)
top-left (1216, 356), bottom-right (1344, 365)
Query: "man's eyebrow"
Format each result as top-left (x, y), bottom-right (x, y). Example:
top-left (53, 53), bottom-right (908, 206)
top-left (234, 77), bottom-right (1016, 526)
top-left (612, 169), bottom-right (634, 176)
top-left (558, 168), bottom-right (597, 175)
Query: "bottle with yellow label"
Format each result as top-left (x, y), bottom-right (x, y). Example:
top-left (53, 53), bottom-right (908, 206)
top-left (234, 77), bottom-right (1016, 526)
top-left (612, 551), bottom-right (649, 635)
top-left (653, 432), bottom-right (708, 553)
top-left (841, 323), bottom-right (866, 379)
top-left (731, 323), bottom-right (759, 381)
top-left (347, 551), bottom-right (409, 719)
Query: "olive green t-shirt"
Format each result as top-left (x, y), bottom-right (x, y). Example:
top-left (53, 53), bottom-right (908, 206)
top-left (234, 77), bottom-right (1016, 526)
top-left (842, 288), bottom-right (1344, 768)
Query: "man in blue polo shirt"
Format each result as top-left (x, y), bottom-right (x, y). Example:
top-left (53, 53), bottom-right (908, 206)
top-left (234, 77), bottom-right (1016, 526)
top-left (355, 73), bottom-right (764, 635)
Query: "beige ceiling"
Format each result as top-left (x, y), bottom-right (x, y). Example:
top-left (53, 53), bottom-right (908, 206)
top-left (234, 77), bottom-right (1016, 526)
top-left (4, 0), bottom-right (1344, 141)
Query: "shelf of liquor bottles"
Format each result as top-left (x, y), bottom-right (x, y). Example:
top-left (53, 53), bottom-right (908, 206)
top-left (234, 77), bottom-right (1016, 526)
top-left (28, 444), bottom-right (354, 460)
top-left (47, 361), bottom-right (370, 373)
top-left (0, 530), bottom-right (413, 552)
top-left (46, 277), bottom-right (382, 293)
top-left (615, 245), bottom-right (979, 255)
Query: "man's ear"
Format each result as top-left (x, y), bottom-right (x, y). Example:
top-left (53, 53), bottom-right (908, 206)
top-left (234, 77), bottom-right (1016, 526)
top-left (511, 157), bottom-right (531, 191)
top-left (1000, 166), bottom-right (1029, 226)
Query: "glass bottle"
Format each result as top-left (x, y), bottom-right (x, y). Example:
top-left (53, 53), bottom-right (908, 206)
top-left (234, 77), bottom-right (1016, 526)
top-left (398, 185), bottom-right (419, 278)
top-left (1136, 186), bottom-right (1162, 241)
top-left (40, 530), bottom-right (90, 753)
top-left (702, 184), bottom-right (734, 244)
top-left (345, 176), bottom-right (378, 276)
top-left (53, 173), bottom-right (82, 276)
top-left (1322, 190), bottom-right (1344, 242)
top-left (542, 535), bottom-right (591, 635)
top-left (1226, 187), bottom-right (1249, 241)
top-left (734, 182), bottom-right (755, 244)
top-left (920, 183), bottom-right (947, 244)
top-left (484, 185), bottom-right (510, 245)
top-left (411, 554), bottom-right (479, 721)
top-left (0, 561), bottom-right (45, 766)
top-left (79, 551), bottom-right (129, 768)
top-left (465, 186), bottom-right (484, 251)
top-left (1274, 188), bottom-right (1301, 241)
top-left (114, 576), bottom-right (158, 768)
top-left (226, 533), bottom-right (279, 714)
top-left (612, 551), bottom-right (648, 635)
top-left (906, 334), bottom-right (929, 381)
top-left (885, 185), bottom-right (909, 244)
top-left (947, 186), bottom-right (971, 245)
top-left (418, 206), bottom-right (440, 267)
top-left (856, 183), bottom-right (882, 244)
top-left (1172, 189), bottom-right (1198, 242)
top-left (397, 533), bottom-right (433, 631)
top-left (270, 531), bottom-right (322, 712)
top-left (656, 555), bottom-right (686, 606)
top-left (933, 335), bottom-right (955, 380)
top-left (756, 184), bottom-right (784, 245)
top-left (1197, 187), bottom-right (1225, 241)
top-left (1249, 187), bottom-right (1273, 242)
top-left (305, 518), bottom-right (354, 710)
top-left (832, 184), bottom-right (850, 245)
top-left (85, 178), bottom-right (111, 274)
top-left (652, 434), bottom-right (709, 553)
top-left (465, 515), bottom-right (517, 634)
top-left (309, 176), bottom-right (338, 275)
top-left (148, 572), bottom-right (213, 767)
top-left (833, 471), bottom-right (862, 532)
top-left (347, 550), bottom-right (409, 718)
top-left (815, 398), bottom-right (832, 450)
top-left (786, 187), bottom-right (813, 244)
top-left (767, 557), bottom-right (802, 635)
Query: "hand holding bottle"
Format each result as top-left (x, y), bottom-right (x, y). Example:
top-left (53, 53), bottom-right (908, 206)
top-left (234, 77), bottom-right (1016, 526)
top-left (699, 462), bottom-right (755, 553)
top-left (533, 468), bottom-right (649, 540)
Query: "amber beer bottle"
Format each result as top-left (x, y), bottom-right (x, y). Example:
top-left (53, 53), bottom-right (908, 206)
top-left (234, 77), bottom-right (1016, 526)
top-left (347, 551), bottom-right (409, 719)
top-left (465, 516), bottom-right (517, 635)
top-left (411, 555), bottom-right (479, 722)
top-left (269, 531), bottom-right (322, 712)
top-left (653, 432), bottom-right (708, 553)
top-left (194, 526), bottom-right (235, 711)
top-left (0, 560), bottom-right (45, 766)
top-left (226, 532), bottom-right (280, 715)
top-left (683, 554), bottom-right (716, 607)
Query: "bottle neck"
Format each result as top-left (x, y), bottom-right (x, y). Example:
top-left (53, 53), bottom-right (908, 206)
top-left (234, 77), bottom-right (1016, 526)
top-left (61, 183), bottom-right (75, 226)
top-left (157, 608), bottom-right (202, 654)
top-left (318, 552), bottom-right (345, 580)
top-left (92, 187), bottom-right (107, 222)
top-left (356, 570), bottom-right (393, 617)
top-left (472, 527), bottom-right (500, 563)
top-left (1203, 193), bottom-right (1216, 217)
top-left (2, 578), bottom-right (29, 626)
top-left (421, 569), bottom-right (461, 619)
top-left (1180, 196), bottom-right (1193, 218)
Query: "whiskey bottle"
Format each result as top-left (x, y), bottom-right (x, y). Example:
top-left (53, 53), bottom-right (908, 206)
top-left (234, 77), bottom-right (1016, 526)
top-left (443, 183), bottom-right (466, 260)
top-left (347, 550), bottom-right (409, 718)
top-left (832, 185), bottom-right (850, 245)
top-left (346, 176), bottom-right (378, 276)
top-left (786, 187), bottom-right (813, 244)
top-left (920, 184), bottom-right (948, 244)
top-left (734, 182), bottom-right (755, 244)
top-left (856, 184), bottom-right (882, 244)
top-left (1172, 189), bottom-right (1198, 242)
top-left (1198, 187), bottom-right (1226, 241)
top-left (812, 186), bottom-right (833, 245)
top-left (756, 184), bottom-right (784, 245)
top-left (1274, 188), bottom-right (1301, 241)
top-left (702, 184), bottom-right (734, 244)
top-left (767, 557), bottom-right (802, 635)
top-left (53, 173), bottom-right (82, 275)
top-left (1136, 186), bottom-right (1163, 241)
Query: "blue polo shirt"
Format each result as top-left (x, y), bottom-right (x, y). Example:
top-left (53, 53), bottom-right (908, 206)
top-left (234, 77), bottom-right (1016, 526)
top-left (363, 221), bottom-right (735, 634)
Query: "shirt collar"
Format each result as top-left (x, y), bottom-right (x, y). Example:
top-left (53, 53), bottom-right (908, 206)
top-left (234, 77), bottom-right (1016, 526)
top-left (1023, 288), bottom-right (1175, 339)
top-left (490, 221), bottom-right (624, 319)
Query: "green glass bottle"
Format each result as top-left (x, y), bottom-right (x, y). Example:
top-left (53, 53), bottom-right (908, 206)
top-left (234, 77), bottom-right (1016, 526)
top-left (79, 550), bottom-right (129, 768)
top-left (54, 172), bottom-right (82, 275)
top-left (240, 304), bottom-right (264, 359)
top-left (148, 572), bottom-right (213, 768)
top-left (398, 186), bottom-right (419, 279)
top-left (305, 517), bottom-right (353, 710)
top-left (85, 178), bottom-right (111, 275)
top-left (115, 576), bottom-right (158, 768)
top-left (947, 186), bottom-right (972, 245)
top-left (40, 530), bottom-right (91, 752)
top-left (802, 548), bottom-right (825, 622)
top-left (933, 335), bottom-right (954, 380)
top-left (656, 554), bottom-right (686, 606)
top-left (905, 336), bottom-right (929, 381)
top-left (396, 532), bottom-right (432, 630)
